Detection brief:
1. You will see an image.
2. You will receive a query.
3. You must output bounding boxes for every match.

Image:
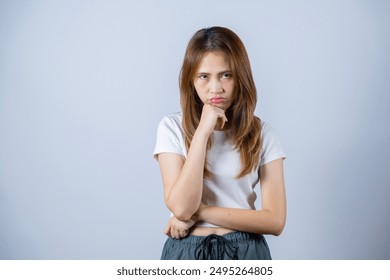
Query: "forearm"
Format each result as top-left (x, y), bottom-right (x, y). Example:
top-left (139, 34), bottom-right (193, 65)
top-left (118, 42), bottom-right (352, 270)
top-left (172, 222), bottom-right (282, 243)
top-left (165, 130), bottom-right (209, 221)
top-left (195, 205), bottom-right (286, 236)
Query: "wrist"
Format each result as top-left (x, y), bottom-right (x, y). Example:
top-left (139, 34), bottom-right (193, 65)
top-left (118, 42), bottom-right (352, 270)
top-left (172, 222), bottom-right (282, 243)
top-left (193, 204), bottom-right (207, 222)
top-left (194, 127), bottom-right (212, 140)
top-left (191, 210), bottom-right (199, 223)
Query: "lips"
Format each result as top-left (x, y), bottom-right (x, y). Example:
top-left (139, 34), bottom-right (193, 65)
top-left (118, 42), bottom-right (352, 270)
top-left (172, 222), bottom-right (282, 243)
top-left (210, 97), bottom-right (225, 104)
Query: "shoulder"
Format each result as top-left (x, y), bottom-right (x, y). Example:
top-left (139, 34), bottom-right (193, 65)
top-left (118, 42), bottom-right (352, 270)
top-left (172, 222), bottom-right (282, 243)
top-left (258, 118), bottom-right (286, 165)
top-left (259, 118), bottom-right (282, 136)
top-left (158, 112), bottom-right (183, 129)
top-left (260, 120), bottom-right (275, 135)
top-left (154, 112), bottom-right (186, 158)
top-left (156, 112), bottom-right (184, 138)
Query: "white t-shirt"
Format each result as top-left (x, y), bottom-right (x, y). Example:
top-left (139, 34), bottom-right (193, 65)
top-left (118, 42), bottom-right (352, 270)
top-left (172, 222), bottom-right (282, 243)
top-left (153, 112), bottom-right (286, 227)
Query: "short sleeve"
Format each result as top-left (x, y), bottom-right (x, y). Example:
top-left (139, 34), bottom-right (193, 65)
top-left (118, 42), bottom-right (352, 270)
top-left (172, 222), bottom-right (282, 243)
top-left (153, 114), bottom-right (186, 160)
top-left (259, 122), bottom-right (286, 166)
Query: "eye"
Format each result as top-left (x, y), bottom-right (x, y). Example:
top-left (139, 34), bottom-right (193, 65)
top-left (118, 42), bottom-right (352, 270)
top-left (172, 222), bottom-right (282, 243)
top-left (221, 72), bottom-right (232, 79)
top-left (199, 74), bottom-right (208, 80)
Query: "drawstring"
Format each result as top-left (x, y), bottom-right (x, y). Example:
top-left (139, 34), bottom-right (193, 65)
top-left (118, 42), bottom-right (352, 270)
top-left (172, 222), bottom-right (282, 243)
top-left (195, 234), bottom-right (239, 260)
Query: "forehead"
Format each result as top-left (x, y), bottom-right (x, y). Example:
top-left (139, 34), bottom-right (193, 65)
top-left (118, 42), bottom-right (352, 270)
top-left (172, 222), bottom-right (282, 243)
top-left (196, 51), bottom-right (230, 72)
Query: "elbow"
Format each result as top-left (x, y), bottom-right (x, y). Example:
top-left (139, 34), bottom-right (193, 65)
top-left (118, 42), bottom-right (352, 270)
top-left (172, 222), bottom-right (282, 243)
top-left (165, 196), bottom-right (196, 222)
top-left (271, 217), bottom-right (286, 236)
top-left (170, 204), bottom-right (195, 221)
top-left (272, 223), bottom-right (284, 236)
top-left (172, 210), bottom-right (193, 222)
top-left (261, 210), bottom-right (285, 236)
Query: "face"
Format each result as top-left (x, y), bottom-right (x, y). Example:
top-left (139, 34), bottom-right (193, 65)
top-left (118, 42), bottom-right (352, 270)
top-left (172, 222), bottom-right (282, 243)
top-left (193, 51), bottom-right (235, 111)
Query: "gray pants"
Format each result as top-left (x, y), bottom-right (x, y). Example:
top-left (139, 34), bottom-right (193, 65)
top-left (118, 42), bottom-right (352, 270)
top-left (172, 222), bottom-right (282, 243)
top-left (161, 231), bottom-right (272, 260)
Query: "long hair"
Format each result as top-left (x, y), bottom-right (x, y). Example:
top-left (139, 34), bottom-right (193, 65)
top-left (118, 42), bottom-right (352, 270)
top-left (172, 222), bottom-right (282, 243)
top-left (179, 26), bottom-right (262, 178)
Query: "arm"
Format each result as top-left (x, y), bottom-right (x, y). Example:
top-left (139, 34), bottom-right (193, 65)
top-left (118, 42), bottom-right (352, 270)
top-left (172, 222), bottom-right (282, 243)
top-left (157, 105), bottom-right (228, 221)
top-left (157, 132), bottom-right (208, 221)
top-left (194, 158), bottom-right (286, 236)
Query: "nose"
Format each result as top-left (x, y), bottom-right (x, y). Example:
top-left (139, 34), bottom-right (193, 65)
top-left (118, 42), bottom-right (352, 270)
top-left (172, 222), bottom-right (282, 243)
top-left (209, 78), bottom-right (223, 94)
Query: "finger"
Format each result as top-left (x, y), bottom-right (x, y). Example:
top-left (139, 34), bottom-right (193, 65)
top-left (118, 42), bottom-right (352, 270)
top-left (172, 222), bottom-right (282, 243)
top-left (223, 115), bottom-right (228, 123)
top-left (218, 114), bottom-right (228, 129)
top-left (163, 224), bottom-right (170, 235)
top-left (214, 108), bottom-right (227, 119)
top-left (219, 117), bottom-right (226, 129)
top-left (174, 229), bottom-right (181, 239)
top-left (170, 228), bottom-right (176, 238)
top-left (180, 230), bottom-right (188, 238)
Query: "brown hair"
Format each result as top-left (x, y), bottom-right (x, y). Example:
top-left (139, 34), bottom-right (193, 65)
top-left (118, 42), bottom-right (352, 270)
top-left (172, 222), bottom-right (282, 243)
top-left (180, 26), bottom-right (262, 178)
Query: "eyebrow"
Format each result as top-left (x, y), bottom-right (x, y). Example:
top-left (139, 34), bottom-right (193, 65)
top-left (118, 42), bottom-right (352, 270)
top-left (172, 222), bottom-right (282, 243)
top-left (197, 70), bottom-right (232, 75)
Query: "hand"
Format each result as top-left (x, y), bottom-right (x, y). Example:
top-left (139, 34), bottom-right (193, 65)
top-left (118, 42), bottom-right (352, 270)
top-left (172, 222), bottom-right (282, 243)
top-left (197, 104), bottom-right (228, 136)
top-left (164, 216), bottom-right (196, 239)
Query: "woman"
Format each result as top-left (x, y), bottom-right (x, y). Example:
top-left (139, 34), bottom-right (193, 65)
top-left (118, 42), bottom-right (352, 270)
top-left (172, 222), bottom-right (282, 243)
top-left (154, 26), bottom-right (286, 260)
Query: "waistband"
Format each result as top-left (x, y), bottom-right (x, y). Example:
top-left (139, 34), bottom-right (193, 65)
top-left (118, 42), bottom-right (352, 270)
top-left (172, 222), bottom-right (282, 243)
top-left (172, 231), bottom-right (263, 246)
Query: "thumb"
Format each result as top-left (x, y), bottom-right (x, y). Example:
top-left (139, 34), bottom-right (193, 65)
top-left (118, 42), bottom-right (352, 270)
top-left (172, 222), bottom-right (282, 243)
top-left (163, 223), bottom-right (170, 235)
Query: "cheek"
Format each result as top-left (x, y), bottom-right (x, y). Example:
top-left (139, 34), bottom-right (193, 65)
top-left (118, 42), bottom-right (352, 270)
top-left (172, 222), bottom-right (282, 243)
top-left (223, 80), bottom-right (235, 94)
top-left (193, 83), bottom-right (206, 102)
top-left (227, 83), bottom-right (236, 104)
top-left (194, 82), bottom-right (206, 95)
top-left (193, 80), bottom-right (201, 93)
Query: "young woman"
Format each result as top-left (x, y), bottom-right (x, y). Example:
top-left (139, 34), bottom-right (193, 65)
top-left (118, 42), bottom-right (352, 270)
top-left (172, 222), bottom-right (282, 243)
top-left (154, 26), bottom-right (286, 260)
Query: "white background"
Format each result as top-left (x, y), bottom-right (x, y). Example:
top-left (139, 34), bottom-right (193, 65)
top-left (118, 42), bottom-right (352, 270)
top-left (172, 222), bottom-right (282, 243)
top-left (1, 0), bottom-right (389, 259)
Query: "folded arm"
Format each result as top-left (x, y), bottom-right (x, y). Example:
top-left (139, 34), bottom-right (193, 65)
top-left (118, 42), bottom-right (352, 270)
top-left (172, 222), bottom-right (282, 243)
top-left (157, 105), bottom-right (228, 222)
top-left (194, 159), bottom-right (286, 236)
top-left (157, 130), bottom-right (208, 221)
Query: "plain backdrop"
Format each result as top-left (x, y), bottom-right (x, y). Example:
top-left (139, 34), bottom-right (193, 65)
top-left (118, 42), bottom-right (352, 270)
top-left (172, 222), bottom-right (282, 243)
top-left (1, 0), bottom-right (389, 259)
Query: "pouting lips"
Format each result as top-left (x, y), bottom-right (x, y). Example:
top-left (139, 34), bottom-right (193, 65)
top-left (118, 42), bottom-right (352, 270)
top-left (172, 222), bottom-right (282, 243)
top-left (210, 98), bottom-right (225, 104)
